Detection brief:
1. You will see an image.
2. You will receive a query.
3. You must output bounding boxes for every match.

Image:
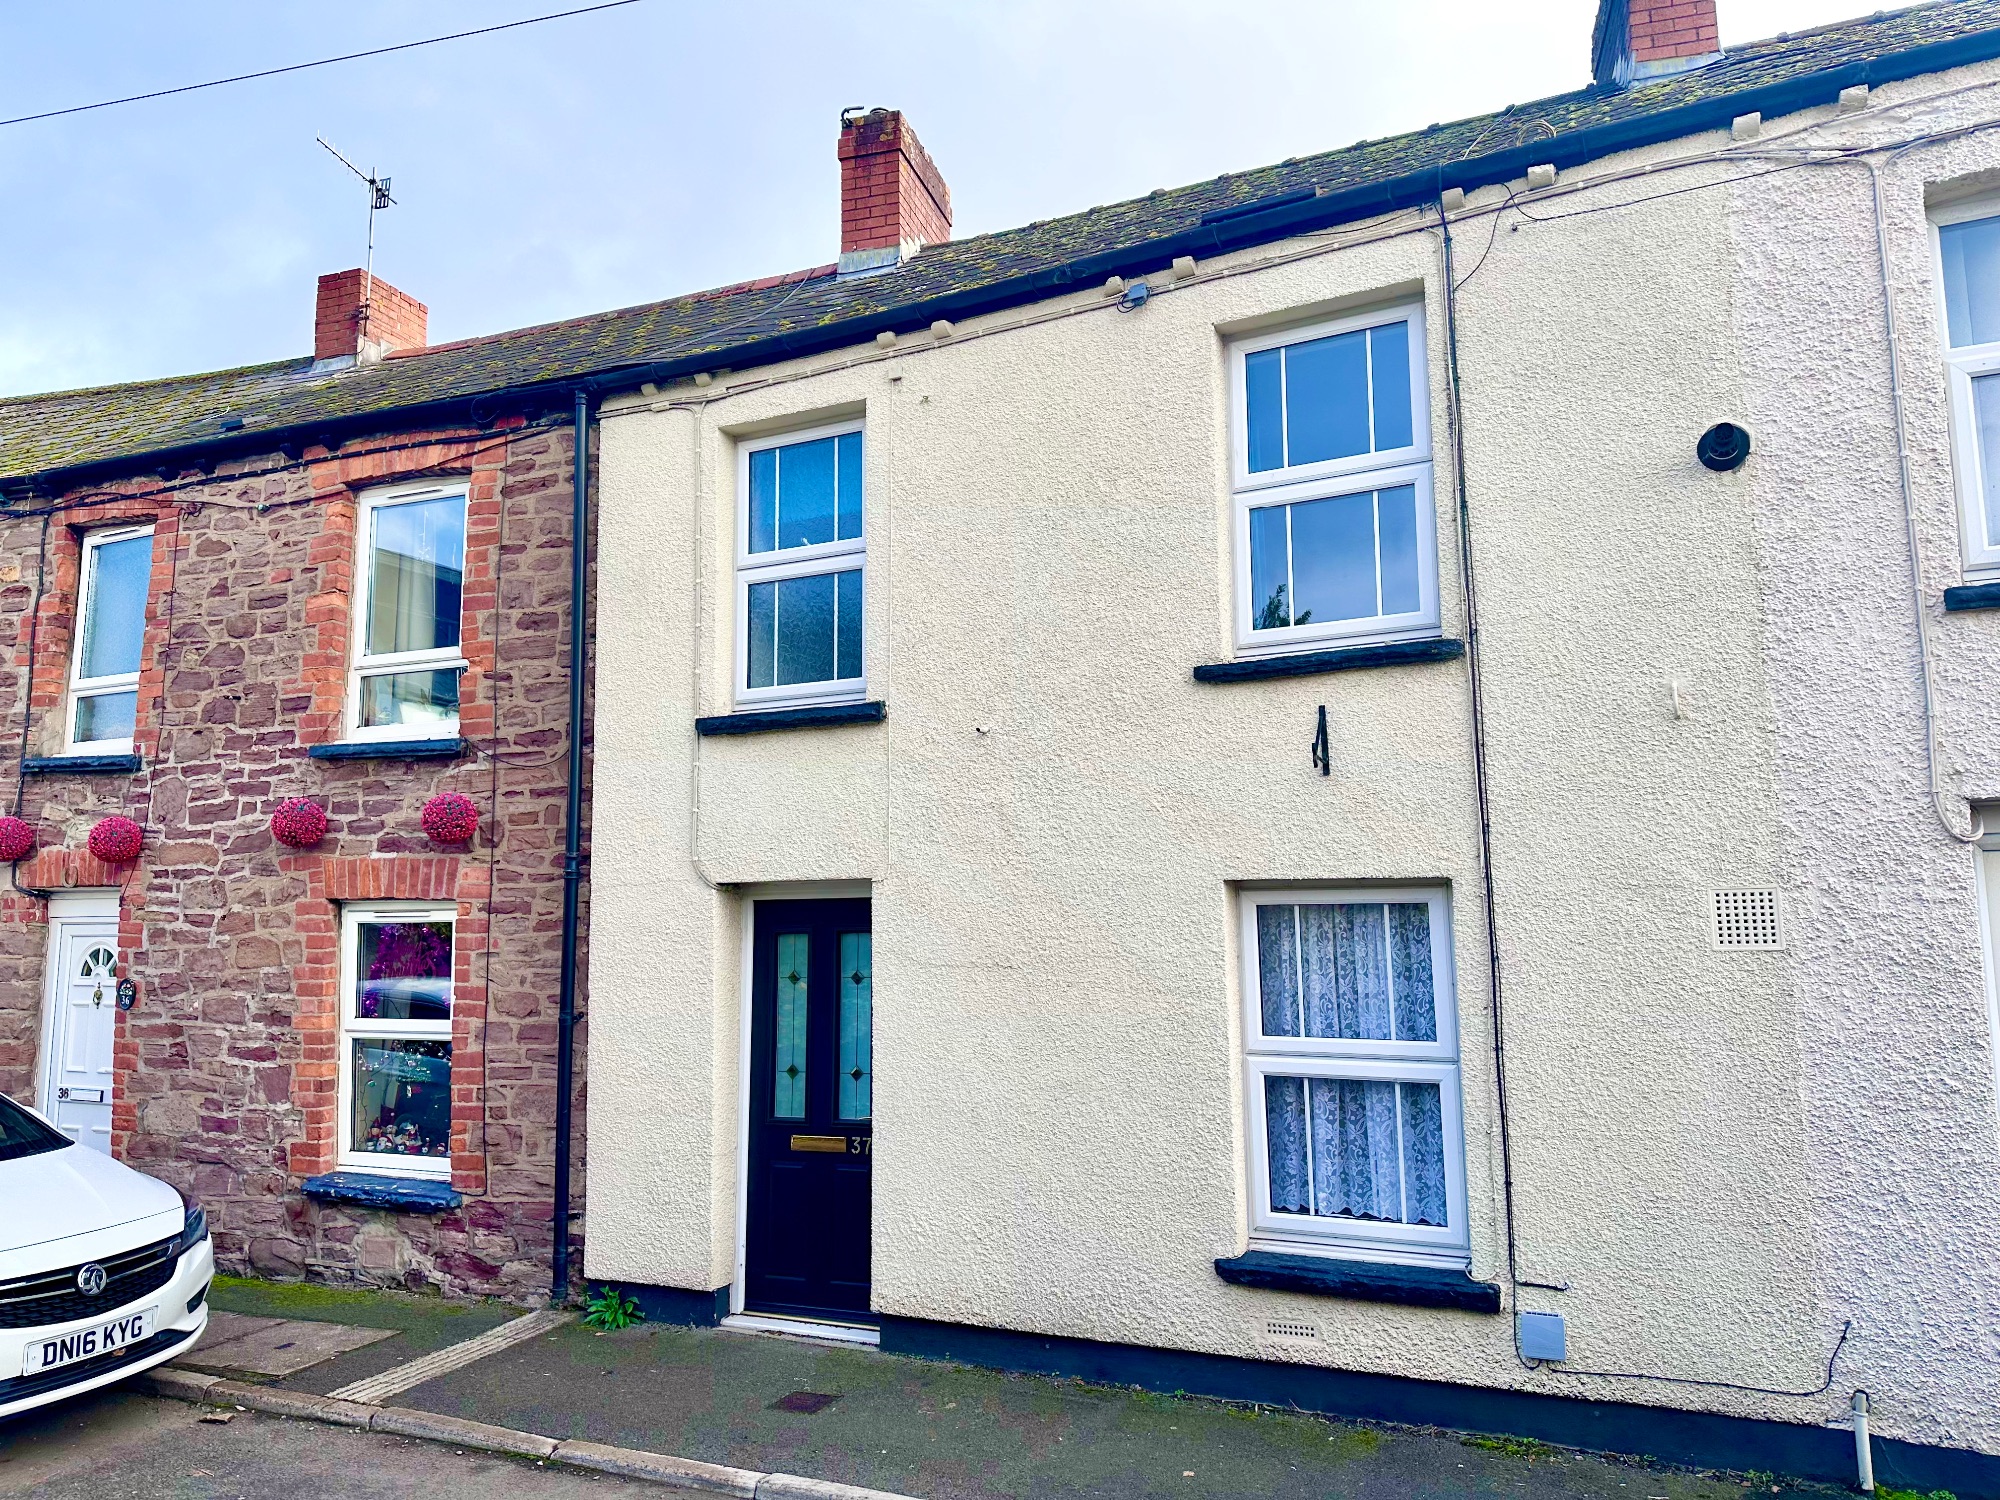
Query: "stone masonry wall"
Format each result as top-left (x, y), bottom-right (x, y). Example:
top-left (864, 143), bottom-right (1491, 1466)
top-left (0, 417), bottom-right (591, 1301)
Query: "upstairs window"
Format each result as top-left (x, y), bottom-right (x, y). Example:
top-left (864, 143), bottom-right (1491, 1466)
top-left (350, 483), bottom-right (467, 741)
top-left (1239, 887), bottom-right (1469, 1266)
top-left (735, 421), bottom-right (866, 708)
top-left (68, 525), bottom-right (154, 753)
top-left (1231, 306), bottom-right (1437, 654)
top-left (1936, 206), bottom-right (2000, 573)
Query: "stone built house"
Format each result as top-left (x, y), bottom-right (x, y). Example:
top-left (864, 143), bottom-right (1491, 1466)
top-left (0, 272), bottom-right (592, 1298)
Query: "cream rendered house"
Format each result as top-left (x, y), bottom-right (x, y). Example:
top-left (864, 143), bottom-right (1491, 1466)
top-left (583, 4), bottom-right (2000, 1492)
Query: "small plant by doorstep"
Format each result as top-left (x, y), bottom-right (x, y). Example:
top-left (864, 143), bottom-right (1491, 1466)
top-left (581, 1284), bottom-right (643, 1331)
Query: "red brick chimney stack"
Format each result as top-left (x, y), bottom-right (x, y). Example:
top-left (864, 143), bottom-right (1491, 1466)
top-left (837, 109), bottom-right (951, 276)
top-left (314, 269), bottom-right (428, 364)
top-left (1593, 0), bottom-right (1721, 87)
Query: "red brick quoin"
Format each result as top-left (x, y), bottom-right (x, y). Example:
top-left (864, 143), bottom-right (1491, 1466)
top-left (0, 417), bottom-right (590, 1298)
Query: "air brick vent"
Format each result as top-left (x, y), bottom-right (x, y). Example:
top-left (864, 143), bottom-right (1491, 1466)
top-left (1711, 889), bottom-right (1782, 950)
top-left (1264, 1317), bottom-right (1321, 1342)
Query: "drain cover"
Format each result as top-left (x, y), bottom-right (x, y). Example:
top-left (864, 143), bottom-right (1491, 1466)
top-left (770, 1391), bottom-right (841, 1414)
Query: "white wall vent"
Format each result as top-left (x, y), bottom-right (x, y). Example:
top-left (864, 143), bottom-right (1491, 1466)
top-left (1263, 1317), bottom-right (1320, 1342)
top-left (1711, 889), bottom-right (1783, 950)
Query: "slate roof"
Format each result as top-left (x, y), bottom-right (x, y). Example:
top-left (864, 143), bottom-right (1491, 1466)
top-left (7, 0), bottom-right (2000, 486)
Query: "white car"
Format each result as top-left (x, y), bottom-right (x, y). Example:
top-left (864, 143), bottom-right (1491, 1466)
top-left (0, 1091), bottom-right (212, 1420)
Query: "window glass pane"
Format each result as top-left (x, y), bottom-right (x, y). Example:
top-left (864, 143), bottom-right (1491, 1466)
top-left (835, 569), bottom-right (863, 681)
top-left (836, 431), bottom-right (864, 541)
top-left (774, 933), bottom-right (808, 1119)
top-left (748, 448), bottom-right (778, 554)
top-left (368, 496), bottom-right (465, 656)
top-left (354, 920), bottom-right (453, 1021)
top-left (1284, 331), bottom-right (1370, 466)
top-left (1248, 505), bottom-right (1293, 630)
top-left (774, 572), bottom-right (836, 686)
top-left (1290, 492), bottom-right (1379, 623)
top-left (748, 581), bottom-right (776, 689)
top-left (1399, 1081), bottom-right (1448, 1227)
top-left (73, 690), bottom-right (136, 746)
top-left (360, 668), bottom-right (460, 728)
top-left (1377, 486), bottom-right (1421, 616)
top-left (79, 532), bottom-right (153, 680)
top-left (1300, 904), bottom-right (1393, 1042)
top-left (1369, 322), bottom-right (1414, 450)
top-left (1974, 373), bottom-right (2000, 549)
top-left (1264, 1074), bottom-right (1309, 1214)
top-left (1246, 349), bottom-right (1284, 473)
top-left (778, 437), bottom-right (837, 549)
top-left (838, 931), bottom-right (872, 1121)
top-left (350, 1038), bottom-right (451, 1160)
top-left (1310, 1077), bottom-right (1402, 1221)
top-left (1941, 216), bottom-right (2000, 348)
top-left (1388, 904), bottom-right (1437, 1043)
top-left (1255, 905), bottom-right (1301, 1037)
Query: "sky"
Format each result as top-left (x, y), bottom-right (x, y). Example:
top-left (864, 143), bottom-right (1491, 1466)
top-left (0, 0), bottom-right (1895, 397)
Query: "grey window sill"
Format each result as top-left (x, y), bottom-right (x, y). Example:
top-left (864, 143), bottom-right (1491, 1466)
top-left (1192, 638), bottom-right (1465, 683)
top-left (307, 738), bottom-right (467, 761)
top-left (1215, 1250), bottom-right (1500, 1313)
top-left (22, 754), bottom-right (143, 775)
top-left (300, 1171), bottom-right (463, 1213)
top-left (1943, 581), bottom-right (2000, 612)
top-left (696, 701), bottom-right (886, 736)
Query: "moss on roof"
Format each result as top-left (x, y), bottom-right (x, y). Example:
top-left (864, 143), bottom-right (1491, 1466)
top-left (6, 0), bottom-right (1997, 482)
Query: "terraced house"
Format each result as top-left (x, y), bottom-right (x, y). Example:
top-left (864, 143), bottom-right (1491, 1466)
top-left (0, 269), bottom-right (595, 1299)
top-left (8, 0), bottom-right (2000, 1494)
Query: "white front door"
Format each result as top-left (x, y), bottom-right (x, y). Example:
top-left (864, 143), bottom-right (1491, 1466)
top-left (42, 916), bottom-right (120, 1152)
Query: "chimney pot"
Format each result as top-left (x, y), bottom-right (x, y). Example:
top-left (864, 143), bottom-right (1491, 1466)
top-left (314, 269), bottom-right (427, 363)
top-left (1592, 0), bottom-right (1722, 88)
top-left (837, 109), bottom-right (952, 277)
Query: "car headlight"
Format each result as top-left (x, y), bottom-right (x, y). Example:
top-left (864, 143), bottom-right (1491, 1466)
top-left (171, 1191), bottom-right (209, 1258)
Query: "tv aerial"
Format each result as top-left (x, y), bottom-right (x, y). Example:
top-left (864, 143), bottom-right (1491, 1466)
top-left (317, 136), bottom-right (396, 353)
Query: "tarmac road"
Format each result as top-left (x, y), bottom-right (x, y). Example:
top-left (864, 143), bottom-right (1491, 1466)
top-left (0, 1385), bottom-right (679, 1499)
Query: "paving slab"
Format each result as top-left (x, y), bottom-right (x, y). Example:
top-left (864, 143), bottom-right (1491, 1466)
top-left (199, 1274), bottom-right (521, 1394)
top-left (178, 1313), bottom-right (399, 1375)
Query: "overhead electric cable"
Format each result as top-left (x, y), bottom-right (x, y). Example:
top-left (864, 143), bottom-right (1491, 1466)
top-left (0, 1), bottom-right (645, 129)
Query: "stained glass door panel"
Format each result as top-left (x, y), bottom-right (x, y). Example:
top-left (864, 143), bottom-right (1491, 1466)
top-left (743, 898), bottom-right (873, 1321)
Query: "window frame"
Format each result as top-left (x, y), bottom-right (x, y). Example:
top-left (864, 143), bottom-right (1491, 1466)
top-left (1237, 885), bottom-right (1470, 1267)
top-left (1231, 463), bottom-right (1441, 655)
top-left (335, 900), bottom-right (456, 1179)
top-left (1228, 303), bottom-right (1438, 654)
top-left (345, 480), bottom-right (471, 744)
top-left (733, 418), bottom-right (868, 711)
top-left (66, 523), bottom-right (155, 754)
top-left (1931, 199), bottom-right (2000, 575)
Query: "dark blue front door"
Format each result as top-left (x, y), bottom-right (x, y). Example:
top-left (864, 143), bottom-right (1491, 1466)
top-left (744, 898), bottom-right (873, 1321)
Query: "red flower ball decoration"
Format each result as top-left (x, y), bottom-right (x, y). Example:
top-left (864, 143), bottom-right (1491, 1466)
top-left (270, 797), bottom-right (329, 849)
top-left (87, 816), bottom-right (144, 865)
top-left (0, 817), bottom-right (35, 863)
top-left (420, 792), bottom-right (479, 844)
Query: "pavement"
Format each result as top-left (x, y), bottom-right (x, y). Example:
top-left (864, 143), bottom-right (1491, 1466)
top-left (3, 1276), bottom-right (1859, 1500)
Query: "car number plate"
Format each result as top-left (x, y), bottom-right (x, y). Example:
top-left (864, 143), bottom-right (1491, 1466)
top-left (22, 1306), bottom-right (157, 1375)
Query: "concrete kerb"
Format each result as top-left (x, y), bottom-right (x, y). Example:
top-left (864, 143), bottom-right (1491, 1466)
top-left (135, 1369), bottom-right (922, 1500)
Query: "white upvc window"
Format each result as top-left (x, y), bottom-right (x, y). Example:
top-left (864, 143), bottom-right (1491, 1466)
top-left (1239, 886), bottom-right (1469, 1266)
top-left (337, 902), bottom-right (456, 1178)
top-left (734, 420), bottom-right (866, 709)
top-left (67, 524), bottom-right (155, 754)
top-left (1936, 202), bottom-right (2000, 575)
top-left (347, 481), bottom-right (469, 741)
top-left (1229, 304), bottom-right (1438, 654)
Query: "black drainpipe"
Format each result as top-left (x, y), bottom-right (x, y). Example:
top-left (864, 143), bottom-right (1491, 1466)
top-left (552, 385), bottom-right (591, 1304)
